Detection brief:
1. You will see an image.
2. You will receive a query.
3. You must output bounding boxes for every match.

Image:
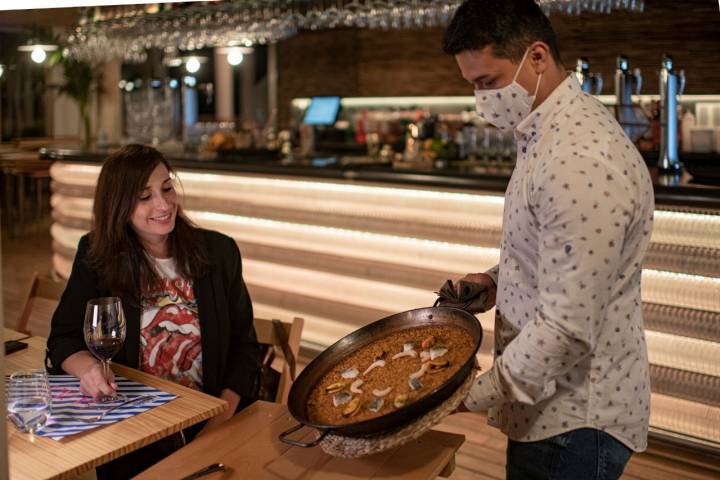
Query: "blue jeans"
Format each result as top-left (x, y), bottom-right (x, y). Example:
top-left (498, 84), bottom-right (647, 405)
top-left (506, 428), bottom-right (633, 480)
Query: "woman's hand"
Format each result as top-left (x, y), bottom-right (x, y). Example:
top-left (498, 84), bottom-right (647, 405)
top-left (78, 362), bottom-right (117, 399)
top-left (458, 273), bottom-right (497, 312)
top-left (61, 350), bottom-right (117, 399)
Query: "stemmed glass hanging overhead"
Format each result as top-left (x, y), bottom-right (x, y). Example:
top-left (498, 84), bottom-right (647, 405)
top-left (65, 0), bottom-right (645, 64)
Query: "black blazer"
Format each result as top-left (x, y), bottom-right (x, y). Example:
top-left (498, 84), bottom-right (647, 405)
top-left (46, 229), bottom-right (260, 400)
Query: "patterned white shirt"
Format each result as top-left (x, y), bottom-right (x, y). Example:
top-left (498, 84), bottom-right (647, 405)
top-left (463, 75), bottom-right (655, 452)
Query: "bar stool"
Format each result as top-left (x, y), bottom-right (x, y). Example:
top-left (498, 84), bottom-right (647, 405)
top-left (0, 152), bottom-right (50, 236)
top-left (1, 161), bottom-right (19, 232)
top-left (28, 167), bottom-right (51, 220)
top-left (9, 163), bottom-right (51, 236)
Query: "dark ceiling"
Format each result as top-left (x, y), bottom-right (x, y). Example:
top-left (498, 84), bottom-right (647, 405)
top-left (0, 7), bottom-right (81, 30)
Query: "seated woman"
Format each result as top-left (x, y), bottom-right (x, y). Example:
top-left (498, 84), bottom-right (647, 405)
top-left (47, 144), bottom-right (260, 478)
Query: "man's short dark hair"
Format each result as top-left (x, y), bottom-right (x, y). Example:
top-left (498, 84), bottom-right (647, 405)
top-left (442, 0), bottom-right (562, 64)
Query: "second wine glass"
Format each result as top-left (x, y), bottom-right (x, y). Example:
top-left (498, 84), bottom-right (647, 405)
top-left (84, 297), bottom-right (127, 403)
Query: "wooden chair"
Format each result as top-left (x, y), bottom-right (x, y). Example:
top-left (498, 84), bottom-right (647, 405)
top-left (17, 272), bottom-right (66, 336)
top-left (253, 316), bottom-right (304, 404)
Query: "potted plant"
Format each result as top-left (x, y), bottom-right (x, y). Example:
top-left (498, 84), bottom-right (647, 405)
top-left (49, 52), bottom-right (103, 149)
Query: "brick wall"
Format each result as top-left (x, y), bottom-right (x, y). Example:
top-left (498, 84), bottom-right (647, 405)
top-left (277, 0), bottom-right (720, 125)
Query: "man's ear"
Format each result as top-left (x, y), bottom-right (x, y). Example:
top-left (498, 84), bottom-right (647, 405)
top-left (528, 41), bottom-right (551, 74)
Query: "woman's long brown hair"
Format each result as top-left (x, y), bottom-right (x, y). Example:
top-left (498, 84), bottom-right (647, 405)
top-left (87, 144), bottom-right (208, 303)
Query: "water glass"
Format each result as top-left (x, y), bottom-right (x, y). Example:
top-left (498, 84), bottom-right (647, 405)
top-left (7, 370), bottom-right (51, 434)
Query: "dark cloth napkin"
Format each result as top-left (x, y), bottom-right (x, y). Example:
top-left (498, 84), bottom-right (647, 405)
top-left (434, 279), bottom-right (489, 313)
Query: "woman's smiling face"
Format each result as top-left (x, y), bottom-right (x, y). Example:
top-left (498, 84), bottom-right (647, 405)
top-left (129, 163), bottom-right (178, 253)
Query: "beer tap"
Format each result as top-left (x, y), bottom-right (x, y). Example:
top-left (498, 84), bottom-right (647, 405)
top-left (574, 58), bottom-right (603, 95)
top-left (614, 56), bottom-right (643, 141)
top-left (658, 54), bottom-right (685, 174)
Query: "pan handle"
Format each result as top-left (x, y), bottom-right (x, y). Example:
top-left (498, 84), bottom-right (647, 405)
top-left (433, 297), bottom-right (475, 312)
top-left (279, 423), bottom-right (331, 448)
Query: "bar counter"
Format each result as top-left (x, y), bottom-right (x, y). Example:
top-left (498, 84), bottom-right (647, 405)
top-left (41, 148), bottom-right (720, 457)
top-left (40, 148), bottom-right (720, 209)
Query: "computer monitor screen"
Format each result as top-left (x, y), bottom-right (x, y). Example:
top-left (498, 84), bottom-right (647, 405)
top-left (303, 96), bottom-right (341, 126)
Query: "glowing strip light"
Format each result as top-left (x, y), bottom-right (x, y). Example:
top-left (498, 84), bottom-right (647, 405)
top-left (596, 94), bottom-right (720, 105)
top-left (291, 95), bottom-right (720, 111)
top-left (53, 163), bottom-right (720, 250)
top-left (177, 172), bottom-right (506, 210)
top-left (243, 258), bottom-right (432, 314)
top-left (53, 253), bottom-right (72, 280)
top-left (642, 269), bottom-right (720, 313)
top-left (51, 194), bottom-right (93, 221)
top-left (51, 164), bottom-right (507, 230)
top-left (50, 194), bottom-right (500, 273)
top-left (50, 162), bottom-right (101, 187)
top-left (51, 162), bottom-right (506, 206)
top-left (49, 223), bottom-right (465, 314)
top-left (180, 189), bottom-right (504, 232)
top-left (190, 210), bottom-right (499, 274)
top-left (52, 224), bottom-right (84, 251)
top-left (647, 331), bottom-right (720, 377)
top-left (650, 393), bottom-right (720, 444)
top-left (50, 201), bottom-right (720, 315)
top-left (653, 210), bottom-right (720, 250)
top-left (52, 185), bottom-right (719, 252)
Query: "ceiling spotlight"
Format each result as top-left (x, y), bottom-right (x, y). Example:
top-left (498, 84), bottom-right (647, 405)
top-left (0, 64), bottom-right (4, 79)
top-left (185, 57), bottom-right (201, 73)
top-left (31, 46), bottom-right (47, 64)
top-left (18, 41), bottom-right (58, 65)
top-left (227, 47), bottom-right (244, 66)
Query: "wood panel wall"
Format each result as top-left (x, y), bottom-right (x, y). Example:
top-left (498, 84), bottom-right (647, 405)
top-left (277, 0), bottom-right (719, 126)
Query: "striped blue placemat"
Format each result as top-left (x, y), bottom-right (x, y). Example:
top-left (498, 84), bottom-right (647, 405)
top-left (40, 375), bottom-right (177, 440)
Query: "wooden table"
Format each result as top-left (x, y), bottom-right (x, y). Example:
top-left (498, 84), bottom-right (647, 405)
top-left (4, 327), bottom-right (29, 341)
top-left (136, 400), bottom-right (465, 480)
top-left (5, 336), bottom-right (228, 480)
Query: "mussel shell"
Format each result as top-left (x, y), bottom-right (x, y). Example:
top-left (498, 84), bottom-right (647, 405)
top-left (333, 391), bottom-right (352, 407)
top-left (430, 358), bottom-right (449, 368)
top-left (343, 396), bottom-right (361, 417)
top-left (368, 397), bottom-right (385, 413)
top-left (409, 377), bottom-right (423, 391)
top-left (325, 381), bottom-right (345, 394)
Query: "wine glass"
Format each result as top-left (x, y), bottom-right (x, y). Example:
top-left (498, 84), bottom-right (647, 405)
top-left (7, 370), bottom-right (51, 434)
top-left (84, 297), bottom-right (127, 403)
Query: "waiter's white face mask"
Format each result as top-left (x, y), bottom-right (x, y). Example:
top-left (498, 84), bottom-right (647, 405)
top-left (474, 48), bottom-right (542, 132)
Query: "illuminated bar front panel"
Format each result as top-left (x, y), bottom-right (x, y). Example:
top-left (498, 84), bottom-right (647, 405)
top-left (49, 161), bottom-right (720, 451)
